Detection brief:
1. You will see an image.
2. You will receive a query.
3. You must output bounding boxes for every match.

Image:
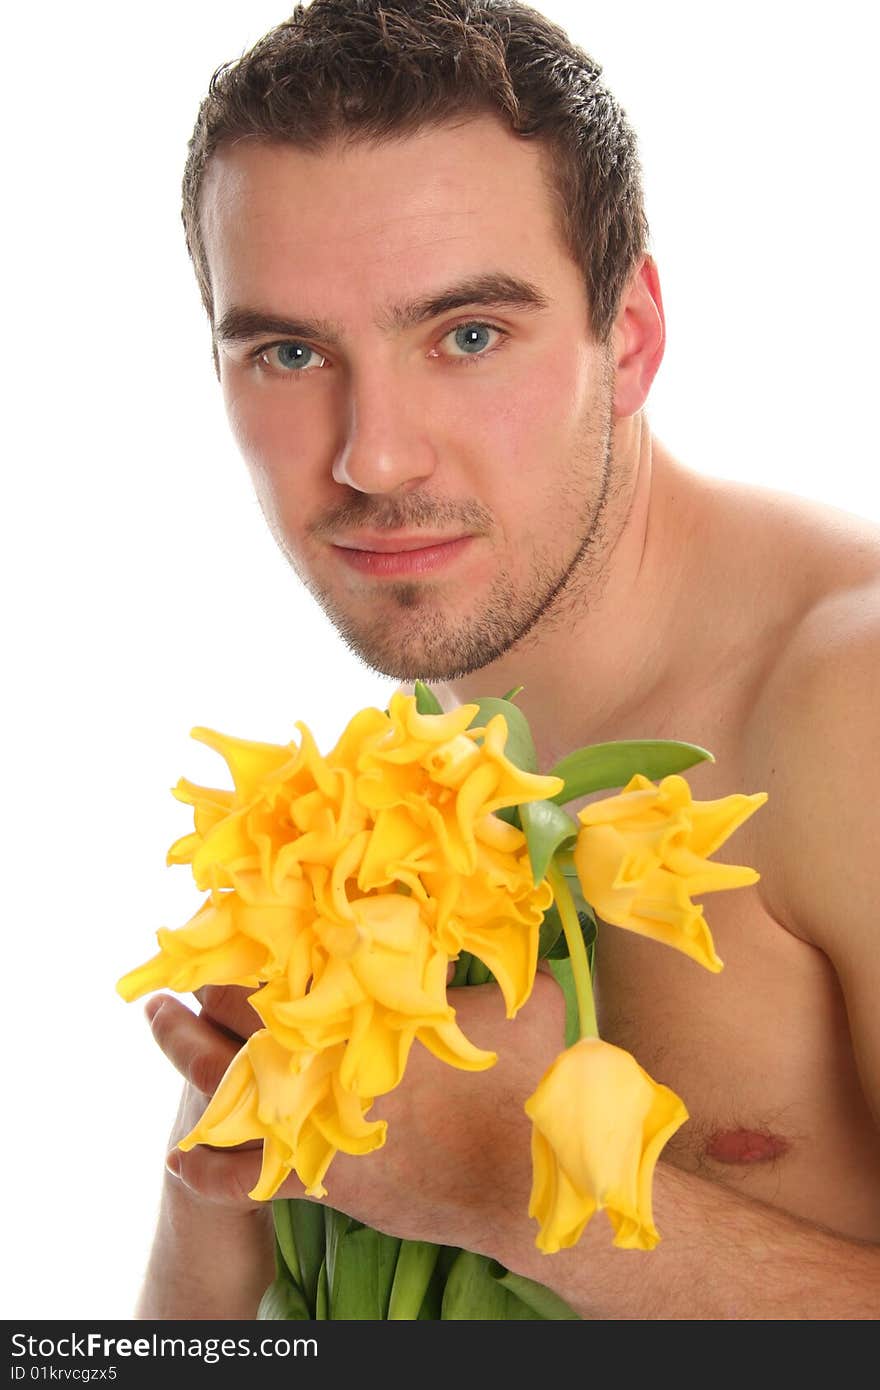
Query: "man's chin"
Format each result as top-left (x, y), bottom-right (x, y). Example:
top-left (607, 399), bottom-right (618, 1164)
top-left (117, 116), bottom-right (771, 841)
top-left (338, 635), bottom-right (483, 683)
top-left (307, 565), bottom-right (538, 681)
top-left (325, 609), bottom-right (504, 683)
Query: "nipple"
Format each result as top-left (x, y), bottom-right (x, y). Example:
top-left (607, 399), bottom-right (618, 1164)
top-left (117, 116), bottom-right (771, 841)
top-left (705, 1128), bottom-right (790, 1164)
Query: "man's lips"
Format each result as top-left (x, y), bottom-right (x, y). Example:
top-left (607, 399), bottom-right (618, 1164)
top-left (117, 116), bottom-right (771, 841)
top-left (333, 533), bottom-right (468, 553)
top-left (331, 533), bottom-right (474, 577)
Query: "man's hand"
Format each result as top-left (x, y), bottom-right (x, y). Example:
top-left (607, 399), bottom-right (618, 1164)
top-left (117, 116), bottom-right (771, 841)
top-left (145, 985), bottom-right (264, 1205)
top-left (136, 986), bottom-right (275, 1318)
top-left (145, 972), bottom-right (566, 1257)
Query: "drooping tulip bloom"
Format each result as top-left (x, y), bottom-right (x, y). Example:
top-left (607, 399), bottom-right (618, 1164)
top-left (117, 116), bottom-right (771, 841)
top-left (525, 1037), bottom-right (688, 1252)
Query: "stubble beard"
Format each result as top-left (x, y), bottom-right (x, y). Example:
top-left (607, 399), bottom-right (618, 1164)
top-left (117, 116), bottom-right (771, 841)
top-left (290, 385), bottom-right (617, 682)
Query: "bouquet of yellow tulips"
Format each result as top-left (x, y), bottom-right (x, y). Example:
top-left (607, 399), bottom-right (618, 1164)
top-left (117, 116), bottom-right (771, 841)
top-left (117, 681), bottom-right (766, 1319)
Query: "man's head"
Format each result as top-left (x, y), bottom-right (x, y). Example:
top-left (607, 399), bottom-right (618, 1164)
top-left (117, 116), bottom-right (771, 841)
top-left (183, 0), bottom-right (648, 348)
top-left (185, 2), bottom-right (665, 683)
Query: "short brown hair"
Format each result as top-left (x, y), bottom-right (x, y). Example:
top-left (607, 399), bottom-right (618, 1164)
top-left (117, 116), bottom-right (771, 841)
top-left (182, 0), bottom-right (648, 342)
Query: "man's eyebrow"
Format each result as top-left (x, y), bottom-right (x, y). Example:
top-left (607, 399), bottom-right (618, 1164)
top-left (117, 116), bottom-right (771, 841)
top-left (214, 307), bottom-right (344, 350)
top-left (214, 274), bottom-right (550, 349)
top-left (376, 273), bottom-right (551, 331)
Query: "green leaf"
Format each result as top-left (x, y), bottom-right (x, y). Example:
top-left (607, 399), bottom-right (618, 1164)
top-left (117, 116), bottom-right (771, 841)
top-left (436, 1244), bottom-right (462, 1281)
top-left (467, 698), bottom-right (538, 773)
top-left (449, 950), bottom-right (474, 987)
top-left (257, 1274), bottom-right (312, 1321)
top-left (466, 954), bottom-right (493, 985)
top-left (323, 1206), bottom-right (353, 1307)
top-left (493, 1269), bottom-right (581, 1319)
top-left (548, 738), bottom-right (714, 803)
top-left (287, 1199), bottom-right (326, 1317)
top-left (315, 1259), bottom-right (329, 1319)
top-left (537, 902), bottom-right (564, 958)
top-left (501, 685), bottom-right (524, 702)
top-left (450, 948), bottom-right (499, 988)
top-left (545, 905), bottom-right (597, 963)
top-left (329, 1227), bottom-right (402, 1319)
top-left (440, 1250), bottom-right (544, 1319)
top-left (387, 1240), bottom-right (442, 1319)
top-left (272, 1199), bottom-right (302, 1288)
top-left (519, 799), bottom-right (578, 885)
top-left (417, 1268), bottom-right (445, 1318)
top-left (413, 680), bottom-right (443, 715)
top-left (415, 1247), bottom-right (459, 1318)
top-left (547, 956), bottom-right (580, 1049)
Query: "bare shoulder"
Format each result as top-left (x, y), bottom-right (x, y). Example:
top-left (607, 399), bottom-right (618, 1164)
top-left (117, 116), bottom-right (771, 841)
top-left (736, 489), bottom-right (880, 955)
top-left (736, 499), bottom-right (880, 1119)
top-left (675, 465), bottom-right (880, 1120)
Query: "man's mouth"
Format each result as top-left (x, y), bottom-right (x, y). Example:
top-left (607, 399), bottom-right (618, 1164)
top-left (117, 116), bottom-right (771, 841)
top-left (331, 532), bottom-right (474, 577)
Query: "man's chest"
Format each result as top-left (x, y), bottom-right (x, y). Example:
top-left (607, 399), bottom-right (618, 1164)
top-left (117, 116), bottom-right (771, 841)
top-left (591, 876), bottom-right (880, 1241)
top-left (566, 652), bottom-right (880, 1242)
top-left (545, 510), bottom-right (880, 1236)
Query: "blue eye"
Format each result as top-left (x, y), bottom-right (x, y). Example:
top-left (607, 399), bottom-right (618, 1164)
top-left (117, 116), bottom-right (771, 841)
top-left (454, 324), bottom-right (492, 354)
top-left (446, 323), bottom-right (500, 357)
top-left (442, 321), bottom-right (503, 358)
top-left (260, 342), bottom-right (327, 373)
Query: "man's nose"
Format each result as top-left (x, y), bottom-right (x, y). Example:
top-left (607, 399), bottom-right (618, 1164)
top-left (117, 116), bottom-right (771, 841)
top-left (331, 365), bottom-right (436, 494)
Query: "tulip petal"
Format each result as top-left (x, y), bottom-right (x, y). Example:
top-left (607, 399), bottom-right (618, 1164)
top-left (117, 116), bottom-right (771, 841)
top-left (340, 1001), bottom-right (416, 1095)
top-left (416, 1015), bottom-right (497, 1071)
top-left (525, 1039), bottom-right (688, 1252)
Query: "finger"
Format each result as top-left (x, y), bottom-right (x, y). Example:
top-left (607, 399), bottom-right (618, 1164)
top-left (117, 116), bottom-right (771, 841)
top-left (169, 1141), bottom-right (324, 1211)
top-left (145, 993), bottom-right (242, 1097)
top-left (194, 983), bottom-right (264, 1041)
top-left (168, 1140), bottom-right (275, 1210)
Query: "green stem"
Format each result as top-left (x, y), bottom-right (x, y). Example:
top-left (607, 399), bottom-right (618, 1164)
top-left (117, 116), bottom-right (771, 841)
top-left (387, 1241), bottom-right (441, 1319)
top-left (272, 1200), bottom-right (302, 1287)
top-left (546, 860), bottom-right (598, 1040)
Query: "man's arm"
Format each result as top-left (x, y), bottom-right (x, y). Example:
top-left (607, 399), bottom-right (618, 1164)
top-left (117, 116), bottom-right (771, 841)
top-left (135, 1170), bottom-right (275, 1320)
top-left (499, 1136), bottom-right (880, 1320)
top-left (135, 995), bottom-right (275, 1319)
top-left (146, 976), bottom-right (880, 1320)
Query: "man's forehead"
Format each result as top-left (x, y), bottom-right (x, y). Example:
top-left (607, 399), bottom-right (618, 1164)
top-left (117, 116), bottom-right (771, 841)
top-left (201, 122), bottom-right (579, 328)
top-left (203, 113), bottom-right (550, 197)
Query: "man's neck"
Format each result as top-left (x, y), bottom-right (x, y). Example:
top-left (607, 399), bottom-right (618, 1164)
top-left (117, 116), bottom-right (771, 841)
top-left (443, 417), bottom-right (703, 769)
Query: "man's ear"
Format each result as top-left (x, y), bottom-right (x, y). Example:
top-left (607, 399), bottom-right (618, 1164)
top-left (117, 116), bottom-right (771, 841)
top-left (611, 255), bottom-right (666, 418)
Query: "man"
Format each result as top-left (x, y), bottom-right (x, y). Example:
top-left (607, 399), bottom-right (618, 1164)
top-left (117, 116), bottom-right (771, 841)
top-left (137, 0), bottom-right (880, 1318)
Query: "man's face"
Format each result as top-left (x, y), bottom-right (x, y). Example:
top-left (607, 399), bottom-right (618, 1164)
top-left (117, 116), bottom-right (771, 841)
top-left (201, 116), bottom-right (617, 680)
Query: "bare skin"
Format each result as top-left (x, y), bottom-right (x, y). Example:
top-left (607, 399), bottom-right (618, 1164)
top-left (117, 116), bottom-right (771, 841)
top-left (136, 116), bottom-right (880, 1319)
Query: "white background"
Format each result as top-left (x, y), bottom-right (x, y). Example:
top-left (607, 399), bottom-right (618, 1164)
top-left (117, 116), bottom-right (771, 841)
top-left (3, 1), bottom-right (878, 1319)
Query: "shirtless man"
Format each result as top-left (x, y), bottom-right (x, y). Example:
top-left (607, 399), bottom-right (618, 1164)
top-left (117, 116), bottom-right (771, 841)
top-left (138, 0), bottom-right (880, 1319)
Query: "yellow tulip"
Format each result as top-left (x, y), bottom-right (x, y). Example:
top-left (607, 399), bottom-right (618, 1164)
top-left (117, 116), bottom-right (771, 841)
top-left (573, 773), bottom-right (768, 970)
top-left (118, 695), bottom-right (556, 1053)
top-left (423, 859), bottom-right (553, 1018)
top-left (119, 694), bottom-right (572, 1211)
top-left (178, 1032), bottom-right (386, 1200)
top-left (250, 894), bottom-right (497, 1093)
top-left (354, 695), bottom-right (563, 878)
top-left (166, 721), bottom-right (370, 896)
top-left (524, 1038), bottom-right (689, 1252)
top-left (115, 874), bottom-right (318, 1002)
top-left (359, 691), bottom-right (484, 767)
